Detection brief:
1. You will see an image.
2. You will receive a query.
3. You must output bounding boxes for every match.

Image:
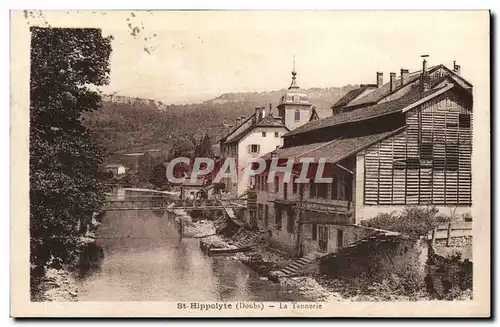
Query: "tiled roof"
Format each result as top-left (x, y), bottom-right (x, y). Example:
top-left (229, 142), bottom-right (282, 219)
top-left (262, 128), bottom-right (405, 164)
top-left (226, 115), bottom-right (287, 143)
top-left (286, 85), bottom-right (448, 137)
top-left (261, 141), bottom-right (332, 161)
top-left (219, 114), bottom-right (255, 143)
top-left (331, 84), bottom-right (376, 109)
top-left (344, 66), bottom-right (439, 108)
top-left (256, 115), bottom-right (287, 128)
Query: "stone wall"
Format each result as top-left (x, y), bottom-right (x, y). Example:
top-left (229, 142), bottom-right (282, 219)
top-left (425, 236), bottom-right (473, 299)
top-left (319, 237), bottom-right (428, 285)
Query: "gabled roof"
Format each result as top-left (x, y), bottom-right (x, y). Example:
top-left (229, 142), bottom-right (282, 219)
top-left (219, 114), bottom-right (255, 143)
top-left (286, 84), bottom-right (451, 137)
top-left (261, 127), bottom-right (406, 164)
top-left (331, 84), bottom-right (377, 109)
top-left (344, 65), bottom-right (440, 109)
top-left (225, 115), bottom-right (288, 144)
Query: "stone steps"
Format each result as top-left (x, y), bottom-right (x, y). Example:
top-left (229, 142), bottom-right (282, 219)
top-left (270, 253), bottom-right (321, 278)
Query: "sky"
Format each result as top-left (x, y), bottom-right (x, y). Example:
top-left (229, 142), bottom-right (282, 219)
top-left (19, 10), bottom-right (489, 104)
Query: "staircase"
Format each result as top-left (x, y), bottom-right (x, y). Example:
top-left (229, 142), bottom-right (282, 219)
top-left (270, 252), bottom-right (321, 278)
top-left (232, 230), bottom-right (264, 248)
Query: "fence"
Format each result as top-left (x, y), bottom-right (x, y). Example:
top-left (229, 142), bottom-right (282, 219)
top-left (428, 221), bottom-right (472, 246)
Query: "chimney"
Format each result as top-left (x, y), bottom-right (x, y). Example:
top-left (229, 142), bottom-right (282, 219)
top-left (254, 106), bottom-right (263, 124)
top-left (400, 69), bottom-right (409, 86)
top-left (453, 60), bottom-right (461, 75)
top-left (420, 54), bottom-right (430, 92)
top-left (261, 106), bottom-right (266, 119)
top-left (268, 103), bottom-right (273, 117)
top-left (376, 72), bottom-right (383, 88)
top-left (236, 117), bottom-right (242, 127)
top-left (390, 72), bottom-right (396, 92)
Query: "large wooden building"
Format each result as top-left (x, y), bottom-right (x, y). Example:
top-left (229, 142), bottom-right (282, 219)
top-left (254, 59), bottom-right (473, 257)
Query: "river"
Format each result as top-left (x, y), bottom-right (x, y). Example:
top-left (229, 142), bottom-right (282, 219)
top-left (77, 209), bottom-right (307, 301)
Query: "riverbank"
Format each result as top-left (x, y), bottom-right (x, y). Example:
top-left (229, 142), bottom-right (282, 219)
top-left (196, 219), bottom-right (344, 302)
top-left (31, 267), bottom-right (78, 302)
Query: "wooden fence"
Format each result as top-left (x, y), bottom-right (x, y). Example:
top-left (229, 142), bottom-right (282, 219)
top-left (428, 221), bottom-right (472, 246)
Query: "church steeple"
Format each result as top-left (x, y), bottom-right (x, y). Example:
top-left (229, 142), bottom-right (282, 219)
top-left (289, 56), bottom-right (299, 90)
top-left (277, 56), bottom-right (312, 131)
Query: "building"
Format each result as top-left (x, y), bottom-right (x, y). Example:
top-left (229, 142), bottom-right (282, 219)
top-left (218, 69), bottom-right (313, 196)
top-left (104, 164), bottom-right (126, 176)
top-left (180, 177), bottom-right (214, 200)
top-left (254, 58), bottom-right (472, 257)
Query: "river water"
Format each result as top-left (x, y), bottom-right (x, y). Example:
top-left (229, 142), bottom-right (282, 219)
top-left (77, 209), bottom-right (306, 301)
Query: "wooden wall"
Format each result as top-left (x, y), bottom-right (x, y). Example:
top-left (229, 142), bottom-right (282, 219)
top-left (364, 90), bottom-right (472, 206)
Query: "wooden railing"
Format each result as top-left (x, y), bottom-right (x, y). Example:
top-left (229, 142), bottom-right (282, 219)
top-left (102, 198), bottom-right (246, 211)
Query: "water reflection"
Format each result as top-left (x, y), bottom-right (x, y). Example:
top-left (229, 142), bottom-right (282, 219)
top-left (77, 209), bottom-right (305, 301)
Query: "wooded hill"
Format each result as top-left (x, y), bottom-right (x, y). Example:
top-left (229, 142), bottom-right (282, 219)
top-left (83, 85), bottom-right (358, 155)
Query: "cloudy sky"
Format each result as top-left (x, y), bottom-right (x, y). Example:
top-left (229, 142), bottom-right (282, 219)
top-left (19, 10), bottom-right (489, 104)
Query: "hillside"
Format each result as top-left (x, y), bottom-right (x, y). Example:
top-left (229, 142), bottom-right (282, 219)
top-left (83, 85), bottom-right (357, 155)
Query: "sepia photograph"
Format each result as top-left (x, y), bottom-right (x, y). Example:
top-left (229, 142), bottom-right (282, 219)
top-left (10, 9), bottom-right (490, 317)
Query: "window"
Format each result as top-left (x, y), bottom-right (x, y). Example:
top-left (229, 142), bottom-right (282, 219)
top-left (276, 209), bottom-right (282, 230)
top-left (294, 109), bottom-right (300, 121)
top-left (274, 176), bottom-right (279, 193)
top-left (310, 181), bottom-right (316, 197)
top-left (337, 230), bottom-right (344, 248)
top-left (331, 176), bottom-right (338, 199)
top-left (420, 142), bottom-right (433, 161)
top-left (287, 211), bottom-right (295, 234)
top-left (249, 144), bottom-right (260, 154)
top-left (317, 183), bottom-right (328, 199)
top-left (338, 175), bottom-right (346, 200)
top-left (284, 183), bottom-right (288, 200)
top-left (257, 204), bottom-right (263, 220)
top-left (459, 114), bottom-right (471, 128)
top-left (262, 132), bottom-right (267, 137)
top-left (292, 176), bottom-right (297, 194)
top-left (274, 132), bottom-right (279, 138)
top-left (264, 205), bottom-right (269, 227)
top-left (312, 223), bottom-right (317, 240)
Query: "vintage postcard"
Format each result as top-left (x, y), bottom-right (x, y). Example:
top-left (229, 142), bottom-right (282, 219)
top-left (10, 10), bottom-right (490, 317)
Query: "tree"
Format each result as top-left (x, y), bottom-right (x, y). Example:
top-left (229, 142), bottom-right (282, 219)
top-left (150, 162), bottom-right (167, 188)
top-left (137, 152), bottom-right (154, 183)
top-left (194, 134), bottom-right (214, 158)
top-left (168, 136), bottom-right (196, 160)
top-left (29, 27), bottom-right (112, 281)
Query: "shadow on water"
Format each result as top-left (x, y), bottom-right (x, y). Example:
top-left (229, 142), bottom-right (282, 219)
top-left (76, 209), bottom-right (307, 301)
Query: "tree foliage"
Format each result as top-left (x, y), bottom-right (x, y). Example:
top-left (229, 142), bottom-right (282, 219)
top-left (360, 206), bottom-right (453, 240)
top-left (29, 27), bottom-right (112, 274)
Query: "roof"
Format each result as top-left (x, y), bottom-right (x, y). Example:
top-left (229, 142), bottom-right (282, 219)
top-left (219, 114), bottom-right (255, 143)
top-left (225, 115), bottom-right (288, 144)
top-left (286, 84), bottom-right (450, 137)
top-left (344, 66), bottom-right (438, 108)
top-left (261, 127), bottom-right (405, 164)
top-left (278, 70), bottom-right (312, 107)
top-left (331, 84), bottom-right (377, 109)
top-left (182, 178), bottom-right (205, 187)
